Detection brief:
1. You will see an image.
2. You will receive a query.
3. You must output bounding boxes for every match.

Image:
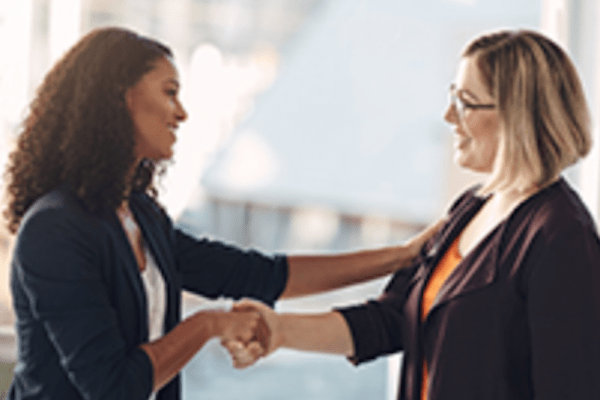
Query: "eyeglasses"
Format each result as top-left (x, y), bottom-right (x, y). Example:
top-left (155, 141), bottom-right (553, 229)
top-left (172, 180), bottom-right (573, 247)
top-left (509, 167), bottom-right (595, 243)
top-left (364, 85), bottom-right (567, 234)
top-left (448, 83), bottom-right (495, 120)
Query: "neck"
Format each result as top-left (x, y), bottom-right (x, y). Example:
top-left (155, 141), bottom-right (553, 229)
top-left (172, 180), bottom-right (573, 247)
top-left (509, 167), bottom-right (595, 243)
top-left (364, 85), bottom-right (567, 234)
top-left (118, 198), bottom-right (132, 215)
top-left (487, 177), bottom-right (558, 218)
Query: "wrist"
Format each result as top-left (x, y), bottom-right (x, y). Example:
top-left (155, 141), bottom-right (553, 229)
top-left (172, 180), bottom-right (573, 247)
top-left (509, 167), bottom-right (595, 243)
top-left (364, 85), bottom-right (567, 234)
top-left (404, 236), bottom-right (423, 260)
top-left (268, 313), bottom-right (285, 353)
top-left (196, 310), bottom-right (225, 339)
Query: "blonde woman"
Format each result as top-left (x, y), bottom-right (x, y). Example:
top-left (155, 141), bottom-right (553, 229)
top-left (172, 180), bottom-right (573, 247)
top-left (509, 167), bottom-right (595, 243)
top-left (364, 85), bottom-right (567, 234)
top-left (227, 30), bottom-right (600, 400)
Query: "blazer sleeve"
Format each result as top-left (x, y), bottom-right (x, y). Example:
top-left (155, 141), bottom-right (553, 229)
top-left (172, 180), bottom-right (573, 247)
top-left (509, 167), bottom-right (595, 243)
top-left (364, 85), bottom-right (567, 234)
top-left (13, 207), bottom-right (153, 400)
top-left (334, 188), bottom-right (473, 366)
top-left (174, 229), bottom-right (288, 307)
top-left (526, 224), bottom-right (600, 398)
top-left (336, 263), bottom-right (420, 365)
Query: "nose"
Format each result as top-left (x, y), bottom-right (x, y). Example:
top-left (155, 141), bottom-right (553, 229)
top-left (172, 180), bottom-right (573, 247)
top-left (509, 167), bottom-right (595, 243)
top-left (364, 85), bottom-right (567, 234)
top-left (444, 103), bottom-right (459, 125)
top-left (176, 100), bottom-right (188, 122)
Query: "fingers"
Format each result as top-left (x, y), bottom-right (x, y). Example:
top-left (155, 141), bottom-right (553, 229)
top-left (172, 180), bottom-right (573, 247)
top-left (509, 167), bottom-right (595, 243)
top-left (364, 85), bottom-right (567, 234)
top-left (218, 310), bottom-right (264, 344)
top-left (253, 309), bottom-right (271, 352)
top-left (232, 298), bottom-right (271, 314)
top-left (213, 302), bottom-right (277, 369)
top-left (221, 339), bottom-right (264, 369)
top-left (231, 298), bottom-right (283, 355)
top-left (404, 216), bottom-right (447, 259)
top-left (417, 216), bottom-right (446, 244)
top-left (232, 299), bottom-right (276, 350)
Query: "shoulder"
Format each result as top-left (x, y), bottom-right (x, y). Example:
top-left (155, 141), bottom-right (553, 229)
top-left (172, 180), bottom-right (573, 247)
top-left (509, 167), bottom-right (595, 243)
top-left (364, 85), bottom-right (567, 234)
top-left (16, 189), bottom-right (102, 250)
top-left (21, 189), bottom-right (93, 226)
top-left (519, 178), bottom-right (597, 240)
top-left (502, 178), bottom-right (600, 273)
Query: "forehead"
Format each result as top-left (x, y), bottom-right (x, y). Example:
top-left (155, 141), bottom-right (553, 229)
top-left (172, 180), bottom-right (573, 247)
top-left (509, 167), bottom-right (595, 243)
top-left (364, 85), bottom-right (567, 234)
top-left (454, 56), bottom-right (490, 98)
top-left (138, 56), bottom-right (179, 86)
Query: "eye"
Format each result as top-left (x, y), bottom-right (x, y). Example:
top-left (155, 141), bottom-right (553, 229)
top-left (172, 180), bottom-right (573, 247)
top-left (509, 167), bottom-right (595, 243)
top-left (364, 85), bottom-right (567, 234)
top-left (166, 88), bottom-right (177, 96)
top-left (460, 98), bottom-right (477, 108)
top-left (456, 92), bottom-right (474, 105)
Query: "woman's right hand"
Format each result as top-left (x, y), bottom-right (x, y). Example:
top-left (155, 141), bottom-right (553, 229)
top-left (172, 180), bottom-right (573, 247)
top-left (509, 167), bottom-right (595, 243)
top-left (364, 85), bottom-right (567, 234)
top-left (222, 300), bottom-right (355, 368)
top-left (139, 307), bottom-right (270, 390)
top-left (212, 308), bottom-right (268, 346)
top-left (221, 299), bottom-right (280, 368)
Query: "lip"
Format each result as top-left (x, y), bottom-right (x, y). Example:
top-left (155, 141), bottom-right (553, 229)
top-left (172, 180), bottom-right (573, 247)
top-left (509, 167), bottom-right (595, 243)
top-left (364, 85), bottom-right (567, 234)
top-left (453, 133), bottom-right (471, 148)
top-left (166, 125), bottom-right (178, 143)
top-left (167, 124), bottom-right (178, 135)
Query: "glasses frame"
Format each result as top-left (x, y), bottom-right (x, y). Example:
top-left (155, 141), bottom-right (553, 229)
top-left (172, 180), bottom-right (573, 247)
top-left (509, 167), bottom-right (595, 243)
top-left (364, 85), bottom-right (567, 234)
top-left (448, 83), bottom-right (495, 121)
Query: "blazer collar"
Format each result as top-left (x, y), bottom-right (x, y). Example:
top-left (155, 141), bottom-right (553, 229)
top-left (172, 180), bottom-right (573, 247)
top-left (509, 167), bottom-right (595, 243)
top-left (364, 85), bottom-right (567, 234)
top-left (410, 192), bottom-right (486, 285)
top-left (425, 223), bottom-right (501, 320)
top-left (129, 195), bottom-right (175, 290)
top-left (109, 195), bottom-right (175, 338)
top-left (108, 209), bottom-right (148, 340)
top-left (412, 191), bottom-right (500, 322)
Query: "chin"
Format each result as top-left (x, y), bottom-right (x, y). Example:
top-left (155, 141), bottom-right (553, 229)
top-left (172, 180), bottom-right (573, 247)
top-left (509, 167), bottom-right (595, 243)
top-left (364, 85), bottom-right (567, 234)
top-left (158, 145), bottom-right (175, 160)
top-left (146, 152), bottom-right (173, 163)
top-left (453, 152), bottom-right (470, 169)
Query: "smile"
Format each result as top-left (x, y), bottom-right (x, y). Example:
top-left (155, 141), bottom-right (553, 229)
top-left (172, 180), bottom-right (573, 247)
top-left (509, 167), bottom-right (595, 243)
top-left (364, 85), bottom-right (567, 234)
top-left (453, 135), bottom-right (472, 149)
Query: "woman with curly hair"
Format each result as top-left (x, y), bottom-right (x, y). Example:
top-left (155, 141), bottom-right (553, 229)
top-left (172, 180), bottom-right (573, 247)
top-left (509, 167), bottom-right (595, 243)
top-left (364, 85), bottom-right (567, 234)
top-left (5, 27), bottom-right (440, 400)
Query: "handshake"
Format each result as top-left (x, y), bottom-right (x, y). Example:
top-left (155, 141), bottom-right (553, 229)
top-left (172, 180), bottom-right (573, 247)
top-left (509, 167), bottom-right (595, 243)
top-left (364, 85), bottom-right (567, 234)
top-left (218, 299), bottom-right (280, 369)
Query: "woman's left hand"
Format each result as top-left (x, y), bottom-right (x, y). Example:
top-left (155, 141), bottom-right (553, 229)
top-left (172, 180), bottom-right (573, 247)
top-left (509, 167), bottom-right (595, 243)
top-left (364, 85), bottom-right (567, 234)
top-left (400, 216), bottom-right (446, 267)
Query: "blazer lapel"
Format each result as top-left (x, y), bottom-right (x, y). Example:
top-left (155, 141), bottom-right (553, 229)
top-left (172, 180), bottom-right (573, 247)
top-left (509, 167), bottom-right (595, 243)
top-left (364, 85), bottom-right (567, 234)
top-left (130, 203), bottom-right (175, 291)
top-left (412, 192), bottom-right (486, 287)
top-left (424, 211), bottom-right (502, 322)
top-left (399, 192), bottom-right (489, 400)
top-left (130, 198), bottom-right (178, 333)
top-left (108, 212), bottom-right (148, 339)
top-left (414, 192), bottom-right (501, 322)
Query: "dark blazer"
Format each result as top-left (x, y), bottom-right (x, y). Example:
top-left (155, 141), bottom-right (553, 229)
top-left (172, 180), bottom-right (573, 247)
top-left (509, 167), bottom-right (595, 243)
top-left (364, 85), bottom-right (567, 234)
top-left (339, 178), bottom-right (600, 400)
top-left (8, 189), bottom-right (288, 400)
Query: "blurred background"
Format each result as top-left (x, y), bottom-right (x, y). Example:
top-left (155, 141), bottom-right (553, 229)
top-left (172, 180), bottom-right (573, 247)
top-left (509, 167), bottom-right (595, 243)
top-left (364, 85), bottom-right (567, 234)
top-left (1, 0), bottom-right (600, 399)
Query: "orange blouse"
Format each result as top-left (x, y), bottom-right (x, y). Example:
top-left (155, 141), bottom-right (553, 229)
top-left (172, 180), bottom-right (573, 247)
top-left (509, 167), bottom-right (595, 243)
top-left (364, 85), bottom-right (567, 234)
top-left (421, 235), bottom-right (463, 400)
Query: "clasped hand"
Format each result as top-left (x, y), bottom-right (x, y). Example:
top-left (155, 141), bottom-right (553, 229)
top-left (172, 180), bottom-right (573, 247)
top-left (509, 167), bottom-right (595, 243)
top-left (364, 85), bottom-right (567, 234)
top-left (220, 299), bottom-right (278, 368)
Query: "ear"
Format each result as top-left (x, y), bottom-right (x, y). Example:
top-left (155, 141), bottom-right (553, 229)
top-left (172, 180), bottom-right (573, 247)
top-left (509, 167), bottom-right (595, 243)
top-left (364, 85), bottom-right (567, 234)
top-left (123, 86), bottom-right (134, 111)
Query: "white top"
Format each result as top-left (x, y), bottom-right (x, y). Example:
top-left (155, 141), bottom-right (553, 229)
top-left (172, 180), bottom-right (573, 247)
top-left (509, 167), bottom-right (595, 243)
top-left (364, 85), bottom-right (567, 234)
top-left (141, 247), bottom-right (166, 341)
top-left (140, 247), bottom-right (166, 400)
top-left (117, 207), bottom-right (166, 399)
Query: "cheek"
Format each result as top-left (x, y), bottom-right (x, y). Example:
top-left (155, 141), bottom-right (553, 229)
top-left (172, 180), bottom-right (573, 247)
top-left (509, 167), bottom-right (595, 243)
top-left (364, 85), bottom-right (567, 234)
top-left (128, 89), bottom-right (163, 120)
top-left (138, 99), bottom-right (163, 121)
top-left (133, 104), bottom-right (167, 137)
top-left (469, 114), bottom-right (499, 146)
top-left (481, 114), bottom-right (500, 133)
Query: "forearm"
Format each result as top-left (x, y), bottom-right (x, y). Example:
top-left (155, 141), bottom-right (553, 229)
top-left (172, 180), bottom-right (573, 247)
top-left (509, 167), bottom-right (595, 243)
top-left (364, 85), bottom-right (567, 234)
top-left (280, 218), bottom-right (444, 298)
top-left (140, 311), bottom-right (218, 391)
top-left (276, 311), bottom-right (354, 356)
top-left (140, 310), bottom-right (258, 391)
top-left (281, 246), bottom-right (411, 298)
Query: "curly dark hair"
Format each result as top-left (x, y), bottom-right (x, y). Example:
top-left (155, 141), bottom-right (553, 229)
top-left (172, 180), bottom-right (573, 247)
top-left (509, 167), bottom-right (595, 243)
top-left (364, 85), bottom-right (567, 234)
top-left (4, 27), bottom-right (173, 233)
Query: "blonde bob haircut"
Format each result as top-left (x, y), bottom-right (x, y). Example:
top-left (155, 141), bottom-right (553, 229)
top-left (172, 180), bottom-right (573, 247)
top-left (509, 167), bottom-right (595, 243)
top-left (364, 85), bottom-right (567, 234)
top-left (463, 29), bottom-right (591, 195)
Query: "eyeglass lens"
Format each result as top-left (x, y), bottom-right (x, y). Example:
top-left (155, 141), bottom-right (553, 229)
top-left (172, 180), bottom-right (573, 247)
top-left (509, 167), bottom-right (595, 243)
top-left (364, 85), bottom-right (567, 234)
top-left (448, 84), bottom-right (465, 119)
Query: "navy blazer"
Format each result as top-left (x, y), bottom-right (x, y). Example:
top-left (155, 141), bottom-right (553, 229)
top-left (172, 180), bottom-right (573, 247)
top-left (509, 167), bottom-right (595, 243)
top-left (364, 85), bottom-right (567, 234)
top-left (339, 178), bottom-right (600, 400)
top-left (8, 189), bottom-right (288, 400)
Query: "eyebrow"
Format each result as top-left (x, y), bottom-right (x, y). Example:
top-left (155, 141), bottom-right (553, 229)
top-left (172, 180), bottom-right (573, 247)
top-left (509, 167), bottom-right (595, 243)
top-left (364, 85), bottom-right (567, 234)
top-left (457, 87), bottom-right (480, 102)
top-left (166, 78), bottom-right (180, 88)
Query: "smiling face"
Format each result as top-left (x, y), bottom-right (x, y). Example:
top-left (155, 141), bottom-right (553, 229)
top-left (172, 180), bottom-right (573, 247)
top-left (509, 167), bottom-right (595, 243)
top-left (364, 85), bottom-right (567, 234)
top-left (444, 56), bottom-right (500, 174)
top-left (125, 56), bottom-right (187, 162)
